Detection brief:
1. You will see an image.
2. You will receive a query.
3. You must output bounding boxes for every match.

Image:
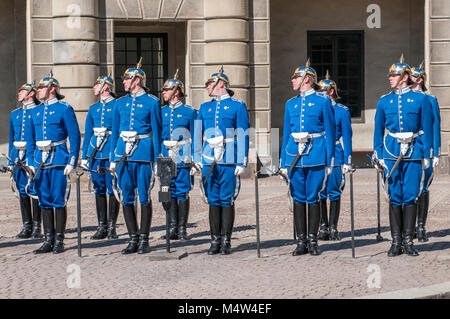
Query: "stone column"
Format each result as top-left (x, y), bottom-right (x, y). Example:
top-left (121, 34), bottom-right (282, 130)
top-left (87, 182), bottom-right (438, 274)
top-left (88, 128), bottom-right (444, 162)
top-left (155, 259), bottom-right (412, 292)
top-left (52, 0), bottom-right (99, 131)
top-left (429, 0), bottom-right (450, 172)
top-left (249, 0), bottom-right (272, 165)
top-left (199, 0), bottom-right (250, 107)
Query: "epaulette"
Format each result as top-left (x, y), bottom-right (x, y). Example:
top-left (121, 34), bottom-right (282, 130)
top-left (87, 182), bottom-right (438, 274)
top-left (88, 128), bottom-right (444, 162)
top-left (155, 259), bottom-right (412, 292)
top-left (58, 101), bottom-right (71, 108)
top-left (380, 91), bottom-right (392, 99)
top-left (287, 95), bottom-right (299, 103)
top-left (336, 103), bottom-right (349, 110)
top-left (148, 93), bottom-right (159, 101)
top-left (184, 104), bottom-right (194, 110)
top-left (231, 97), bottom-right (245, 104)
top-left (316, 92), bottom-right (330, 100)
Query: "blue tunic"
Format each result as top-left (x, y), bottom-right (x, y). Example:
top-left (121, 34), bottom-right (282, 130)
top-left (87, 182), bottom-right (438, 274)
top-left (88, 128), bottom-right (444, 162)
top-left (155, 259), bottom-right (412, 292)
top-left (280, 89), bottom-right (336, 168)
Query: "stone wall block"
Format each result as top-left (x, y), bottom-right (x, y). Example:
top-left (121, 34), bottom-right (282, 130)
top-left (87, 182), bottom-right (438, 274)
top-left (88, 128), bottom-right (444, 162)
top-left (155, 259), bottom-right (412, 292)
top-left (205, 42), bottom-right (249, 65)
top-left (431, 20), bottom-right (450, 40)
top-left (430, 65), bottom-right (450, 85)
top-left (204, 0), bottom-right (248, 19)
top-left (53, 65), bottom-right (99, 87)
top-left (53, 41), bottom-right (99, 64)
top-left (32, 42), bottom-right (53, 64)
top-left (52, 0), bottom-right (98, 17)
top-left (205, 19), bottom-right (249, 42)
top-left (431, 0), bottom-right (450, 17)
top-left (53, 17), bottom-right (98, 41)
top-left (430, 42), bottom-right (450, 63)
top-left (60, 87), bottom-right (97, 112)
top-left (32, 0), bottom-right (52, 17)
top-left (32, 19), bottom-right (53, 41)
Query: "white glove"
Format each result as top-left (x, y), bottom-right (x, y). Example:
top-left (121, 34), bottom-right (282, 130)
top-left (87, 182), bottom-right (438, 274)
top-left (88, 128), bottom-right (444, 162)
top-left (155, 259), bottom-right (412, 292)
top-left (377, 159), bottom-right (387, 171)
top-left (80, 159), bottom-right (89, 170)
top-left (8, 165), bottom-right (13, 171)
top-left (153, 163), bottom-right (158, 175)
top-left (109, 162), bottom-right (116, 171)
top-left (432, 157), bottom-right (439, 168)
top-left (234, 166), bottom-right (245, 176)
top-left (423, 158), bottom-right (430, 170)
top-left (325, 167), bottom-right (332, 176)
top-left (279, 168), bottom-right (288, 180)
top-left (190, 162), bottom-right (202, 176)
top-left (342, 164), bottom-right (352, 174)
top-left (64, 164), bottom-right (74, 176)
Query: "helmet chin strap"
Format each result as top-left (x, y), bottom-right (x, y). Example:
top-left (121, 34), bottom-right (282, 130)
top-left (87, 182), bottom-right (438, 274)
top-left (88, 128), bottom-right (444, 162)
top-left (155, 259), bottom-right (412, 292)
top-left (208, 78), bottom-right (220, 98)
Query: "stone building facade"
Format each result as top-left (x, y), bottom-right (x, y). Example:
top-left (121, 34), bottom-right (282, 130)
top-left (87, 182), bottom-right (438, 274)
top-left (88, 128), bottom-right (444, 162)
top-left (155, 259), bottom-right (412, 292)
top-left (1, 0), bottom-right (449, 170)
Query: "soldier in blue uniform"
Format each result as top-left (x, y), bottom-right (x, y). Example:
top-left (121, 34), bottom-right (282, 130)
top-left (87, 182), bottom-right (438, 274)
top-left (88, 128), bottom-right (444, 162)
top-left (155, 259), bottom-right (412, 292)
top-left (317, 71), bottom-right (353, 241)
top-left (110, 59), bottom-right (162, 254)
top-left (373, 56), bottom-right (433, 256)
top-left (192, 66), bottom-right (250, 255)
top-left (8, 82), bottom-right (41, 238)
top-left (80, 75), bottom-right (119, 240)
top-left (161, 70), bottom-right (197, 240)
top-left (25, 72), bottom-right (81, 254)
top-left (410, 62), bottom-right (441, 242)
top-left (279, 60), bottom-right (336, 256)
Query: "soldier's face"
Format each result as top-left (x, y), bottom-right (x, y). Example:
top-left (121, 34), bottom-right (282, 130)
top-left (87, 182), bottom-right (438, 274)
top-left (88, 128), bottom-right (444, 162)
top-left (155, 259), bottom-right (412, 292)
top-left (37, 87), bottom-right (48, 100)
top-left (123, 78), bottom-right (131, 92)
top-left (389, 74), bottom-right (408, 88)
top-left (162, 88), bottom-right (175, 102)
top-left (411, 75), bottom-right (422, 85)
top-left (93, 83), bottom-right (102, 96)
top-left (207, 80), bottom-right (224, 96)
top-left (17, 89), bottom-right (28, 102)
top-left (291, 76), bottom-right (302, 91)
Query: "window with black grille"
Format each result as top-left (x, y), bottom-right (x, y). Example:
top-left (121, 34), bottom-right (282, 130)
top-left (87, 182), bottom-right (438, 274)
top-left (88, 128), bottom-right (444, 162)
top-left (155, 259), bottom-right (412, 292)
top-left (307, 31), bottom-right (364, 119)
top-left (114, 33), bottom-right (168, 99)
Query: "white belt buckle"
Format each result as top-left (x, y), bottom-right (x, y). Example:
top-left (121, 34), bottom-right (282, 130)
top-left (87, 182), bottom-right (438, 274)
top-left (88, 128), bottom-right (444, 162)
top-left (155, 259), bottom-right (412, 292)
top-left (94, 127), bottom-right (108, 148)
top-left (13, 141), bottom-right (27, 160)
top-left (207, 136), bottom-right (225, 162)
top-left (36, 140), bottom-right (52, 163)
top-left (396, 132), bottom-right (414, 156)
top-left (291, 132), bottom-right (310, 155)
top-left (120, 131), bottom-right (138, 155)
top-left (163, 140), bottom-right (179, 158)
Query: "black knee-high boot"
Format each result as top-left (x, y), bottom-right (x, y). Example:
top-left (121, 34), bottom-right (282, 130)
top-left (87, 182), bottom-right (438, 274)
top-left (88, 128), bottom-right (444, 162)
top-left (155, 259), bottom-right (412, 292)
top-left (107, 195), bottom-right (120, 239)
top-left (31, 198), bottom-right (42, 238)
top-left (329, 198), bottom-right (341, 241)
top-left (121, 205), bottom-right (139, 254)
top-left (17, 196), bottom-right (32, 238)
top-left (388, 203), bottom-right (403, 257)
top-left (292, 201), bottom-right (308, 256)
top-left (91, 196), bottom-right (107, 240)
top-left (220, 205), bottom-right (235, 255)
top-left (208, 205), bottom-right (222, 255)
top-left (317, 198), bottom-right (329, 240)
top-left (53, 207), bottom-right (67, 254)
top-left (137, 201), bottom-right (153, 254)
top-left (33, 208), bottom-right (55, 254)
top-left (178, 198), bottom-right (190, 240)
top-left (307, 203), bottom-right (321, 255)
top-left (403, 204), bottom-right (419, 256)
top-left (417, 192), bottom-right (429, 242)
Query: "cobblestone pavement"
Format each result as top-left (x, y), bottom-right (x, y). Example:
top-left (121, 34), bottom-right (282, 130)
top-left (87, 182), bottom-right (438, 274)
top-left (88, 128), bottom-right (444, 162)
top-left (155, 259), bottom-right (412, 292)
top-left (0, 168), bottom-right (449, 299)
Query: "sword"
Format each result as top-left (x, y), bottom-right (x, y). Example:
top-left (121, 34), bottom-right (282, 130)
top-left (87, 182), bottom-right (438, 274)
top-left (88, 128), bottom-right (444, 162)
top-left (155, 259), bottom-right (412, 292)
top-left (367, 154), bottom-right (384, 241)
top-left (75, 167), bottom-right (84, 257)
top-left (348, 166), bottom-right (356, 258)
top-left (254, 157), bottom-right (262, 258)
